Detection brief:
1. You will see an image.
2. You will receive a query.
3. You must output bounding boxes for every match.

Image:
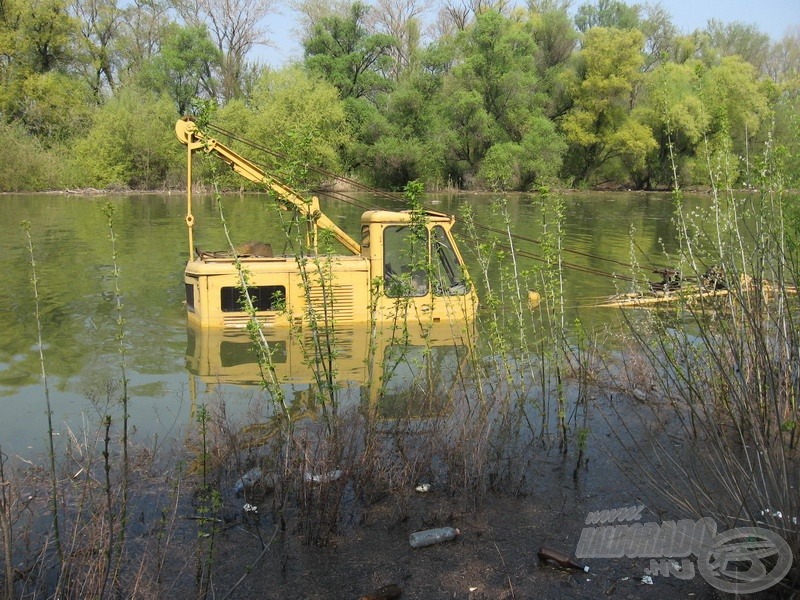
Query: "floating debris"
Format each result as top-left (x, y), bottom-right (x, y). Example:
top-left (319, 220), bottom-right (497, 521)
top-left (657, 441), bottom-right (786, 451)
top-left (415, 483), bottom-right (431, 493)
top-left (537, 547), bottom-right (590, 573)
top-left (528, 290), bottom-right (541, 308)
top-left (304, 469), bottom-right (343, 484)
top-left (597, 269), bottom-right (796, 309)
top-left (233, 467), bottom-right (263, 496)
top-left (409, 527), bottom-right (460, 548)
top-left (761, 508), bottom-right (798, 525)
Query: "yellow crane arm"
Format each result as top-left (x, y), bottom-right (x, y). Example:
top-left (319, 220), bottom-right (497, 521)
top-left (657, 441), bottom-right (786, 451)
top-left (175, 117), bottom-right (361, 256)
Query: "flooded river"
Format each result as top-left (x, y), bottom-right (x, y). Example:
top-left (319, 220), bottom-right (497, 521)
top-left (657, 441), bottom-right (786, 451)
top-left (0, 190), bottom-right (704, 457)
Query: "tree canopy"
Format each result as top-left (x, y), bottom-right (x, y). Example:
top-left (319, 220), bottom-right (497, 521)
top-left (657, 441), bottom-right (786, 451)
top-left (0, 0), bottom-right (796, 192)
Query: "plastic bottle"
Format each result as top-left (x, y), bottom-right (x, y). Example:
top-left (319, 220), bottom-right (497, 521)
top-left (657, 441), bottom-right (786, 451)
top-left (409, 527), bottom-right (460, 548)
top-left (232, 467), bottom-right (263, 496)
top-left (537, 547), bottom-right (589, 572)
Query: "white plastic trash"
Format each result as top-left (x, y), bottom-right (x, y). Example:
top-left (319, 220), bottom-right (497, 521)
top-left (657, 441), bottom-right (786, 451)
top-left (409, 527), bottom-right (460, 548)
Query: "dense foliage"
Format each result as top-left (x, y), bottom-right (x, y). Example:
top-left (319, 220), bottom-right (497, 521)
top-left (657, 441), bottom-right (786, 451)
top-left (0, 0), bottom-right (798, 191)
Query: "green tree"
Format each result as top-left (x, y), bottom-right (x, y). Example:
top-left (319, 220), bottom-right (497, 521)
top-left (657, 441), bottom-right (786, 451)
top-left (216, 67), bottom-right (352, 188)
top-left (637, 60), bottom-right (708, 187)
top-left (303, 1), bottom-right (397, 101)
top-left (428, 9), bottom-right (566, 188)
top-left (73, 85), bottom-right (178, 188)
top-left (478, 114), bottom-right (566, 189)
top-left (22, 0), bottom-right (77, 72)
top-left (72, 0), bottom-right (123, 96)
top-left (0, 0), bottom-right (22, 80)
top-left (137, 24), bottom-right (220, 114)
top-left (0, 120), bottom-right (65, 190)
top-left (10, 70), bottom-right (94, 141)
top-left (529, 5), bottom-right (578, 74)
top-left (766, 26), bottom-right (800, 83)
top-left (365, 134), bottom-right (434, 189)
top-left (174, 0), bottom-right (276, 102)
top-left (0, 0), bottom-right (92, 143)
top-left (347, 56), bottom-right (448, 188)
top-left (574, 0), bottom-right (640, 33)
top-left (769, 28), bottom-right (800, 186)
top-left (451, 10), bottom-right (540, 141)
top-left (371, 0), bottom-right (428, 80)
top-left (561, 27), bottom-right (655, 185)
top-left (363, 78), bottom-right (432, 190)
top-left (639, 3), bottom-right (677, 71)
top-left (435, 87), bottom-right (493, 186)
top-left (115, 0), bottom-right (172, 78)
top-left (770, 81), bottom-right (800, 187)
top-left (694, 55), bottom-right (771, 185)
top-left (703, 19), bottom-right (771, 73)
top-left (526, 3), bottom-right (577, 121)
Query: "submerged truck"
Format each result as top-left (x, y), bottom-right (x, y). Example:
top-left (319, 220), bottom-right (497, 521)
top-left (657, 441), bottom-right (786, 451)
top-left (175, 117), bottom-right (477, 329)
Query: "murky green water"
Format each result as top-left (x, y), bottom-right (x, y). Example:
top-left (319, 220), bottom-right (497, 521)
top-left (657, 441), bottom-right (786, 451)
top-left (0, 190), bottom-right (701, 457)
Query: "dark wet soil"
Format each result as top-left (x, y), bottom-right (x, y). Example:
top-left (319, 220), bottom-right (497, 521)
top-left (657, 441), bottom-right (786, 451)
top-left (138, 390), bottom-right (790, 600)
top-left (206, 462), bottom-right (720, 600)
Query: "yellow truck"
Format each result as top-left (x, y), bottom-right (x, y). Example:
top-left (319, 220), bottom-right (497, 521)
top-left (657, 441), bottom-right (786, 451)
top-left (175, 117), bottom-right (477, 329)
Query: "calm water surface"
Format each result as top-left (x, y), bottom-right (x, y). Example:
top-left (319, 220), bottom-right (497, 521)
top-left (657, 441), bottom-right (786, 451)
top-left (0, 191), bottom-right (703, 457)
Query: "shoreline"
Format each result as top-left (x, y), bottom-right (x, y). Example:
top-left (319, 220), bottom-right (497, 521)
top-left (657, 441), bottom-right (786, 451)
top-left (2, 185), bottom-right (780, 197)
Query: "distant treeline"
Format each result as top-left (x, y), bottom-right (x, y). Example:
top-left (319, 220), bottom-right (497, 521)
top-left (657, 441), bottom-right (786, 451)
top-left (0, 0), bottom-right (798, 192)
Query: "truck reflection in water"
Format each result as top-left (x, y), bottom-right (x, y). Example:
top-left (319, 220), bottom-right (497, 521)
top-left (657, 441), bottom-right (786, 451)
top-left (184, 319), bottom-right (475, 420)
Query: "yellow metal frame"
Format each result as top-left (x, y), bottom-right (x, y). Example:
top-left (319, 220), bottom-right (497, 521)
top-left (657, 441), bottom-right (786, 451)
top-left (176, 117), bottom-right (478, 329)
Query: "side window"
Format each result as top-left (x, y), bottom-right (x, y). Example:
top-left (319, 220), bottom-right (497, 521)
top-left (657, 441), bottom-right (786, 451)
top-left (185, 282), bottom-right (195, 312)
top-left (432, 226), bottom-right (469, 296)
top-left (383, 225), bottom-right (429, 298)
top-left (221, 285), bottom-right (285, 312)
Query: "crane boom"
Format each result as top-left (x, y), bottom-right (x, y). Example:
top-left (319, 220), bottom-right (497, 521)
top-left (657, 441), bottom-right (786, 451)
top-left (175, 117), bottom-right (361, 256)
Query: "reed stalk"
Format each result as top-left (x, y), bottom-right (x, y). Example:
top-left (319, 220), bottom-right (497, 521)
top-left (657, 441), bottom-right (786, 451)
top-left (0, 447), bottom-right (14, 600)
top-left (102, 202), bottom-right (130, 591)
top-left (99, 414), bottom-right (113, 599)
top-left (611, 118), bottom-right (800, 590)
top-left (21, 221), bottom-right (63, 571)
top-left (194, 404), bottom-right (220, 598)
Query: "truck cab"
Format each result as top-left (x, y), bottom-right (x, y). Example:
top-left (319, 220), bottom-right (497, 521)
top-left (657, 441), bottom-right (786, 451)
top-left (176, 117), bottom-right (477, 329)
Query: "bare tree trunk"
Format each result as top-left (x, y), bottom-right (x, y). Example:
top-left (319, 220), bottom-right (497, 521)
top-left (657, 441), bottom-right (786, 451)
top-left (175, 0), bottom-right (276, 101)
top-left (370, 0), bottom-right (432, 79)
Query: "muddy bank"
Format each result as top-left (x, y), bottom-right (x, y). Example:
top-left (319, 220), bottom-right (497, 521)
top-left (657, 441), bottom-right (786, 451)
top-left (163, 391), bottom-right (738, 600)
top-left (205, 454), bottom-right (719, 599)
top-left (4, 385), bottom-right (795, 598)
